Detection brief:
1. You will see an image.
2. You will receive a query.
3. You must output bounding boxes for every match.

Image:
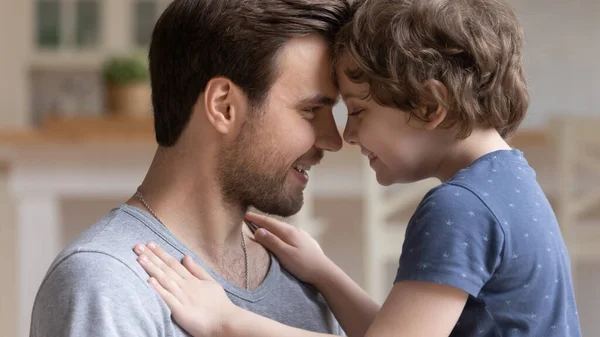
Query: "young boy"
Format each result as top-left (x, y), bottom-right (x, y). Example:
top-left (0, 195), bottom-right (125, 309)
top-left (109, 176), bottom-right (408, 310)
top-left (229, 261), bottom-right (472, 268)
top-left (133, 0), bottom-right (582, 336)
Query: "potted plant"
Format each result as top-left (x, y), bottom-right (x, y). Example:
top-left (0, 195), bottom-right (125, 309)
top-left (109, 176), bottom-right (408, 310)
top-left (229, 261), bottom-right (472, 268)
top-left (102, 55), bottom-right (152, 119)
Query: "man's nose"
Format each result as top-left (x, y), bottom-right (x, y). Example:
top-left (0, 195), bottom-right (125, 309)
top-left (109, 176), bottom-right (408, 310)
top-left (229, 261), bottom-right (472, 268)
top-left (343, 117), bottom-right (358, 145)
top-left (314, 112), bottom-right (343, 152)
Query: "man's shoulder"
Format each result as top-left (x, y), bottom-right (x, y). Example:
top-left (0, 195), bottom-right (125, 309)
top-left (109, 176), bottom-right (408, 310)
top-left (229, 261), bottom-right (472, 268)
top-left (31, 252), bottom-right (177, 337)
top-left (31, 208), bottom-right (172, 336)
top-left (41, 206), bottom-right (158, 295)
top-left (30, 206), bottom-right (189, 336)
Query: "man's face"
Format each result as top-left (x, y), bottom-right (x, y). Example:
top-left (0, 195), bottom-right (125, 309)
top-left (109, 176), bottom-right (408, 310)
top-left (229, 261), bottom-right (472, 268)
top-left (218, 34), bottom-right (342, 217)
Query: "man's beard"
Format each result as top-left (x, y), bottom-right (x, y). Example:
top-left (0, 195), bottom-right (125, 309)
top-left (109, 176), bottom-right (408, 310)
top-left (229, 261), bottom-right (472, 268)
top-left (216, 119), bottom-right (304, 217)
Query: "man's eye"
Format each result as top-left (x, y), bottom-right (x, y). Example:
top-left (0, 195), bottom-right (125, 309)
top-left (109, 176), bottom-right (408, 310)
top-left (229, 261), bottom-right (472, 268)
top-left (303, 106), bottom-right (319, 119)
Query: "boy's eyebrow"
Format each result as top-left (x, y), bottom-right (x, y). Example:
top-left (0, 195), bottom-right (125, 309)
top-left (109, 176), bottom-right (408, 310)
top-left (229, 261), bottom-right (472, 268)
top-left (298, 93), bottom-right (339, 107)
top-left (341, 91), bottom-right (369, 101)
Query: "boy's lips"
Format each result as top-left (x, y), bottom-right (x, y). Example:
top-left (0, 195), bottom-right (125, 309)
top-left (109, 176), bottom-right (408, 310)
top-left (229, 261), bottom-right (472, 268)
top-left (360, 148), bottom-right (378, 163)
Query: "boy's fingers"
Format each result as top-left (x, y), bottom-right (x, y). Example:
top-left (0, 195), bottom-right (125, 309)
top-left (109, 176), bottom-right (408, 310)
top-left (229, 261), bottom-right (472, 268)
top-left (245, 212), bottom-right (296, 242)
top-left (138, 255), bottom-right (183, 297)
top-left (148, 277), bottom-right (183, 311)
top-left (146, 242), bottom-right (192, 280)
top-left (254, 229), bottom-right (292, 256)
top-left (182, 255), bottom-right (215, 281)
top-left (134, 243), bottom-right (182, 282)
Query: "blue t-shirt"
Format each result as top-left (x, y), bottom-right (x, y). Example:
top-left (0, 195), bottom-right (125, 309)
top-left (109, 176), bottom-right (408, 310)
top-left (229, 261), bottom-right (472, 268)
top-left (395, 149), bottom-right (582, 336)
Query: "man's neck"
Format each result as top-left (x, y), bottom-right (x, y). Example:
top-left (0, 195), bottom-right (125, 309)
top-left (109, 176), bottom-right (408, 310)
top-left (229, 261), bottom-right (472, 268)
top-left (127, 147), bottom-right (246, 264)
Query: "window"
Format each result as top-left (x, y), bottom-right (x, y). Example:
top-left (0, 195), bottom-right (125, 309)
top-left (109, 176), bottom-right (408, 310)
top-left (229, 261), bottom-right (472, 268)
top-left (35, 0), bottom-right (101, 49)
top-left (76, 1), bottom-right (100, 47)
top-left (36, 1), bottom-right (61, 47)
top-left (134, 0), bottom-right (171, 47)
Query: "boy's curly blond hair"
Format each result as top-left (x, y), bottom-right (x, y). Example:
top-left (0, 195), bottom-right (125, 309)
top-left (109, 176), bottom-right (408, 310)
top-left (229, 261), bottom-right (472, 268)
top-left (336, 0), bottom-right (529, 138)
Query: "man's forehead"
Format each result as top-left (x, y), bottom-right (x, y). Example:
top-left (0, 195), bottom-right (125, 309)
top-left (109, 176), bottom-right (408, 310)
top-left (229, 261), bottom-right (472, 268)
top-left (272, 35), bottom-right (338, 102)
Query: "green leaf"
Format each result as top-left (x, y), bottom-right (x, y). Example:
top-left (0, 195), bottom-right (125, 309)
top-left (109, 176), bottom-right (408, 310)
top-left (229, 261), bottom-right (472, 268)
top-left (102, 55), bottom-right (150, 85)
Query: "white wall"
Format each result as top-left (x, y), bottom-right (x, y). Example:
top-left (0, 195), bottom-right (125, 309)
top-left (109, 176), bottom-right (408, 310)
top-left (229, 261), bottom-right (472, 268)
top-left (510, 0), bottom-right (600, 127)
top-left (0, 167), bottom-right (17, 337)
top-left (0, 0), bottom-right (30, 128)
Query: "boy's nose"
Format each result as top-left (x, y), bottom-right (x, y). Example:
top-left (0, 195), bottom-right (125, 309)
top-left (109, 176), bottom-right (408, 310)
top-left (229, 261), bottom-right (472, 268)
top-left (343, 118), bottom-right (359, 145)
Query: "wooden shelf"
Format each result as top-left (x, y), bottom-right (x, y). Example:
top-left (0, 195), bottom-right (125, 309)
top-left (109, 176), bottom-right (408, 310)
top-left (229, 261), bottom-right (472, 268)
top-left (0, 116), bottom-right (156, 146)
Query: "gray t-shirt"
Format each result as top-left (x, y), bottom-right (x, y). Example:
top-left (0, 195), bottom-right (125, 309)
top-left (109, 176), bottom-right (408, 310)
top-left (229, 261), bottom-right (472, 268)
top-left (30, 204), bottom-right (342, 336)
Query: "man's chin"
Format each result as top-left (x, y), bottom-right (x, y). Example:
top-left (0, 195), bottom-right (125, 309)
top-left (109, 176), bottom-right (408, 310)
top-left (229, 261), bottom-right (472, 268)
top-left (252, 194), bottom-right (304, 218)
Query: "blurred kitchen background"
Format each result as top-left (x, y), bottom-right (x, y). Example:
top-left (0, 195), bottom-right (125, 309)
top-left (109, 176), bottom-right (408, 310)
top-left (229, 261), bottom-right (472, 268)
top-left (0, 0), bottom-right (598, 336)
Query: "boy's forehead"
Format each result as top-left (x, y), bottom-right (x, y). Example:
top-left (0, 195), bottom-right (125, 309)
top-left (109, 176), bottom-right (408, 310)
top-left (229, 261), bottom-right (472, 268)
top-left (335, 66), bottom-right (370, 100)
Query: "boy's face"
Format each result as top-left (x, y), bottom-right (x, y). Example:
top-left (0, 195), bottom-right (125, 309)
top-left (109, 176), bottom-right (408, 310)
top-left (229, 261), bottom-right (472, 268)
top-left (336, 55), bottom-right (446, 185)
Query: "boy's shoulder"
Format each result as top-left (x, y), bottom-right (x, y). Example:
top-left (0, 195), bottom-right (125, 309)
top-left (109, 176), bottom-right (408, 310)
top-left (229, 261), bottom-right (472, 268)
top-left (444, 149), bottom-right (538, 201)
top-left (415, 149), bottom-right (540, 222)
top-left (450, 149), bottom-right (532, 184)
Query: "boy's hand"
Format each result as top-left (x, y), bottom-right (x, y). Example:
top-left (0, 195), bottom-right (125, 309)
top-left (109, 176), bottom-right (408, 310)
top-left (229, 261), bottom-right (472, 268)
top-left (245, 212), bottom-right (334, 287)
top-left (133, 242), bottom-right (237, 337)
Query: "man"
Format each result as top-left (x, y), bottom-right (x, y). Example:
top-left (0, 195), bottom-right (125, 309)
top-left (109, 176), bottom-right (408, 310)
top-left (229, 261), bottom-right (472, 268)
top-left (30, 0), bottom-right (350, 336)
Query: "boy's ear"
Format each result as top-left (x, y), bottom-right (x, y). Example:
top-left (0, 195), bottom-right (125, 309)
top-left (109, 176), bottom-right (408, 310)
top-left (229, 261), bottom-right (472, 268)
top-left (420, 79), bottom-right (449, 131)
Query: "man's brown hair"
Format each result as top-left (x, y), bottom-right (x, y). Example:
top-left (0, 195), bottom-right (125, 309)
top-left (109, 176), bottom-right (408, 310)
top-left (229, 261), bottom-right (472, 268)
top-left (336, 0), bottom-right (529, 138)
top-left (149, 0), bottom-right (351, 146)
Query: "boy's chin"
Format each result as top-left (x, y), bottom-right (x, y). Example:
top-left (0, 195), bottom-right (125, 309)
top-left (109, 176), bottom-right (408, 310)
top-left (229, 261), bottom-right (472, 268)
top-left (375, 172), bottom-right (397, 187)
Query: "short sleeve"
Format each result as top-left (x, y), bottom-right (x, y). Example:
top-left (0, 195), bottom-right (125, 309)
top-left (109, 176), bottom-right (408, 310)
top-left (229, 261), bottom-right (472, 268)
top-left (395, 184), bottom-right (504, 297)
top-left (31, 252), bottom-right (179, 337)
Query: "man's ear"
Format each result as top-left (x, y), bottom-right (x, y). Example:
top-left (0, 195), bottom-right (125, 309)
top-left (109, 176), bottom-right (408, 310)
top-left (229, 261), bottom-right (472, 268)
top-left (420, 79), bottom-right (449, 131)
top-left (202, 77), bottom-right (242, 135)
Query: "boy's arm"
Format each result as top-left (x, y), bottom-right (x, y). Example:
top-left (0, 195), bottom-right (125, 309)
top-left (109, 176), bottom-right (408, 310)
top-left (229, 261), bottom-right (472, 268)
top-left (223, 281), bottom-right (467, 337)
top-left (31, 252), bottom-right (170, 337)
top-left (136, 242), bottom-right (467, 337)
top-left (247, 213), bottom-right (380, 337)
top-left (309, 259), bottom-right (380, 337)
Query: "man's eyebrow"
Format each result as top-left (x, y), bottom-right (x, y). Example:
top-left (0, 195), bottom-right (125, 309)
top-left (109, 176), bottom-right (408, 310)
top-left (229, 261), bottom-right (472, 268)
top-left (298, 94), bottom-right (339, 107)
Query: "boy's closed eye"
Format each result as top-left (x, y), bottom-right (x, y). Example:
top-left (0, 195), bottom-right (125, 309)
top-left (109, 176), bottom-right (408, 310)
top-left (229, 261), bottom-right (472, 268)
top-left (348, 108), bottom-right (366, 117)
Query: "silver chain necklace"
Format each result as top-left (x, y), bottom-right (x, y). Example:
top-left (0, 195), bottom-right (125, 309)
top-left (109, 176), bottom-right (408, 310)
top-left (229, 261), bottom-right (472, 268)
top-left (133, 191), bottom-right (250, 290)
